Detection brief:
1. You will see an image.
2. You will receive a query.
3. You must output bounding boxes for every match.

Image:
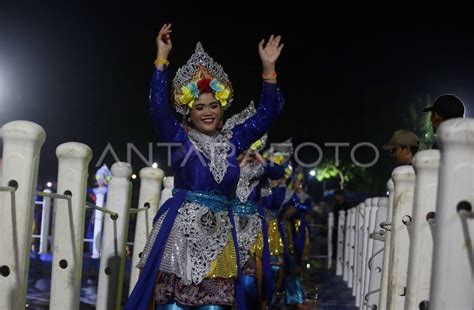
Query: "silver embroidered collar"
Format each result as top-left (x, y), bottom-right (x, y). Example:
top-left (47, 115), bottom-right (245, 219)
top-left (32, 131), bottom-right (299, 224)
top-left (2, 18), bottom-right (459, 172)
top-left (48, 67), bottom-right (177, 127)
top-left (221, 101), bottom-right (256, 132)
top-left (296, 190), bottom-right (311, 202)
top-left (283, 188), bottom-right (295, 205)
top-left (236, 159), bottom-right (265, 203)
top-left (188, 129), bottom-right (232, 184)
top-left (186, 102), bottom-right (257, 184)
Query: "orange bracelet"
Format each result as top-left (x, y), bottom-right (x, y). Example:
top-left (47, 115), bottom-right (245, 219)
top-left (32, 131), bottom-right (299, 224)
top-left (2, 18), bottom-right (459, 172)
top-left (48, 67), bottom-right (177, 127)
top-left (154, 58), bottom-right (169, 66)
top-left (262, 72), bottom-right (277, 80)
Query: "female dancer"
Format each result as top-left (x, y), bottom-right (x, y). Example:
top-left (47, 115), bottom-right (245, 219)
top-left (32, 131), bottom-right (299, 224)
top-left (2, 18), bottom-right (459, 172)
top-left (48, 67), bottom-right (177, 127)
top-left (126, 24), bottom-right (284, 310)
top-left (235, 133), bottom-right (286, 309)
top-left (281, 172), bottom-right (312, 309)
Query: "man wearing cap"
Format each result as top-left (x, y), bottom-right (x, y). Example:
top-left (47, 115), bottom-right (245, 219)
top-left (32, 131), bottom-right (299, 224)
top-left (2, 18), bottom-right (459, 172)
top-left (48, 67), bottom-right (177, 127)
top-left (383, 129), bottom-right (420, 166)
top-left (423, 94), bottom-right (465, 149)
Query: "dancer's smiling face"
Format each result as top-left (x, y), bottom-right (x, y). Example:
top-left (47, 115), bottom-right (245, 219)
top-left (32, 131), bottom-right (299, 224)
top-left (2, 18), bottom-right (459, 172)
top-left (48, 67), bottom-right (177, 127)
top-left (190, 92), bottom-right (222, 136)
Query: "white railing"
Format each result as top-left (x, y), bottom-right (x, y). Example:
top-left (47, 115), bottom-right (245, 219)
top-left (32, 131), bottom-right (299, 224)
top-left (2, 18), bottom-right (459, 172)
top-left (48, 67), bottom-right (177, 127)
top-left (379, 178), bottom-right (395, 309)
top-left (0, 121), bottom-right (46, 310)
top-left (50, 142), bottom-right (93, 310)
top-left (328, 211), bottom-right (334, 269)
top-left (0, 120), bottom-right (166, 309)
top-left (366, 197), bottom-right (388, 309)
top-left (386, 165), bottom-right (415, 310)
top-left (430, 119), bottom-right (474, 310)
top-left (129, 167), bottom-right (164, 296)
top-left (361, 197), bottom-right (380, 306)
top-left (328, 118), bottom-right (474, 310)
top-left (405, 150), bottom-right (439, 309)
top-left (336, 209), bottom-right (346, 276)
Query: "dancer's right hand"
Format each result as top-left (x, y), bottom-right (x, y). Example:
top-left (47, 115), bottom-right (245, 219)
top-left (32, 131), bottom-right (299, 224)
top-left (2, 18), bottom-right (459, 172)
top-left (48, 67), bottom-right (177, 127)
top-left (156, 23), bottom-right (172, 59)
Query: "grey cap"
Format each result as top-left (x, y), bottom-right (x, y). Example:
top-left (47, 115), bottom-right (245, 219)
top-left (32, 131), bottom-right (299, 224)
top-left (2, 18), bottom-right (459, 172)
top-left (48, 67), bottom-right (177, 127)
top-left (383, 129), bottom-right (420, 150)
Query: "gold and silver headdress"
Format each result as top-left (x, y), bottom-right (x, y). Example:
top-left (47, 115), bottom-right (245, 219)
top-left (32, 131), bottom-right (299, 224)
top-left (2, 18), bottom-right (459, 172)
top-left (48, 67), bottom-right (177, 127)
top-left (172, 42), bottom-right (233, 115)
top-left (263, 138), bottom-right (294, 165)
top-left (95, 164), bottom-right (112, 185)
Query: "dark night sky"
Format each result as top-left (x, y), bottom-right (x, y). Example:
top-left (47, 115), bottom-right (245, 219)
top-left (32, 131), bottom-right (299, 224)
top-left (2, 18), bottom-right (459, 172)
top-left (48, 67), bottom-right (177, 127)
top-left (1, 2), bottom-right (474, 194)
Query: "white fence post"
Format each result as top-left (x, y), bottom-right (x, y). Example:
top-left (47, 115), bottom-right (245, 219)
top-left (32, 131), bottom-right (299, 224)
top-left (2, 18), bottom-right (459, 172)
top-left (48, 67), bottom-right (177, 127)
top-left (39, 188), bottom-right (52, 254)
top-left (354, 202), bottom-right (362, 301)
top-left (430, 119), bottom-right (474, 310)
top-left (159, 176), bottom-right (174, 207)
top-left (353, 202), bottom-right (364, 298)
top-left (96, 162), bottom-right (133, 310)
top-left (386, 166), bottom-right (415, 310)
top-left (366, 197), bottom-right (388, 309)
top-left (336, 209), bottom-right (346, 276)
top-left (343, 207), bottom-right (353, 283)
top-left (362, 197), bottom-right (380, 306)
top-left (50, 142), bottom-right (92, 310)
top-left (328, 211), bottom-right (334, 269)
top-left (405, 150), bottom-right (440, 309)
top-left (129, 167), bottom-right (165, 295)
top-left (348, 207), bottom-right (356, 288)
top-left (0, 121), bottom-right (46, 310)
top-left (356, 198), bottom-right (372, 307)
top-left (352, 198), bottom-right (372, 307)
top-left (379, 178), bottom-right (395, 309)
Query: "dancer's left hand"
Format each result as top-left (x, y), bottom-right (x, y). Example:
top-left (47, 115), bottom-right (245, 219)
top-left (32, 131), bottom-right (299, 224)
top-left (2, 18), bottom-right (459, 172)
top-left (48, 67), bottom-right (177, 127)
top-left (258, 35), bottom-right (284, 66)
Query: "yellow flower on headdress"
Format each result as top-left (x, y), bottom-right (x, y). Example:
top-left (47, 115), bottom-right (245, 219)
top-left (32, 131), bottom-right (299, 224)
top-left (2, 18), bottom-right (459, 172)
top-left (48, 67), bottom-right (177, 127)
top-left (210, 79), bottom-right (230, 107)
top-left (250, 139), bottom-right (263, 151)
top-left (215, 88), bottom-right (230, 106)
top-left (178, 85), bottom-right (196, 108)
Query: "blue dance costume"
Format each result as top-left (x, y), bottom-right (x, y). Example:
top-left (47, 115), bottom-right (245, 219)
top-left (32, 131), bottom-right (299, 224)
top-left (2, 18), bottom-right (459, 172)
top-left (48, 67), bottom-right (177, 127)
top-left (125, 43), bottom-right (284, 310)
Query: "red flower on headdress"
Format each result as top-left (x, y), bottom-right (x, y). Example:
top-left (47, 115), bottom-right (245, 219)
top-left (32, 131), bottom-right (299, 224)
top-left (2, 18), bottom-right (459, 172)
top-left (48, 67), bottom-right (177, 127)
top-left (197, 78), bottom-right (212, 93)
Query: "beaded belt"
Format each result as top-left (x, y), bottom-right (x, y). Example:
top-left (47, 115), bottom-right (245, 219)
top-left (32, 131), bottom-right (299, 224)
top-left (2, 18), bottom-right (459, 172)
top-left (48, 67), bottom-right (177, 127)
top-left (173, 189), bottom-right (229, 213)
top-left (230, 199), bottom-right (259, 215)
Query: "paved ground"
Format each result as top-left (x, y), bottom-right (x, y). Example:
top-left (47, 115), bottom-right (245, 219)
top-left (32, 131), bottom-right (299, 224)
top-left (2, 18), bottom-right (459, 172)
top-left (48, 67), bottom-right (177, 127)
top-left (304, 259), bottom-right (357, 310)
top-left (26, 234), bottom-right (357, 309)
